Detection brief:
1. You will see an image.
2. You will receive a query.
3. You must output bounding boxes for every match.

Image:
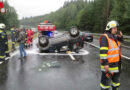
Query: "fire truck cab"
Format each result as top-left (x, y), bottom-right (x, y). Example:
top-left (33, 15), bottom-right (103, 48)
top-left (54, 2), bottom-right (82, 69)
top-left (37, 20), bottom-right (55, 38)
top-left (0, 1), bottom-right (6, 14)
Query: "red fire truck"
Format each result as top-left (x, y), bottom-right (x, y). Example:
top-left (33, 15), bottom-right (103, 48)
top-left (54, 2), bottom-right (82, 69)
top-left (37, 20), bottom-right (55, 37)
top-left (0, 1), bottom-right (6, 14)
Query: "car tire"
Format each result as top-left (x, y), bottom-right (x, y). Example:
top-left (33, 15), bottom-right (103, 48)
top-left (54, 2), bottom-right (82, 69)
top-left (69, 28), bottom-right (79, 37)
top-left (39, 36), bottom-right (49, 47)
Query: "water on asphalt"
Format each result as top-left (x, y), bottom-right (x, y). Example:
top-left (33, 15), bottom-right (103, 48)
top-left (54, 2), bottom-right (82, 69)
top-left (0, 41), bottom-right (130, 90)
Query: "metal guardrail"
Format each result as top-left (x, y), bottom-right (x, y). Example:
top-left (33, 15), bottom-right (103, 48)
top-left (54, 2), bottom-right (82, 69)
top-left (92, 33), bottom-right (130, 39)
top-left (92, 33), bottom-right (130, 48)
top-left (123, 35), bottom-right (130, 39)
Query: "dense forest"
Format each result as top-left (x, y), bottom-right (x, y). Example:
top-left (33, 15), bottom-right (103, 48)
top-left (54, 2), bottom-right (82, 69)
top-left (20, 0), bottom-right (130, 35)
top-left (0, 1), bottom-right (19, 30)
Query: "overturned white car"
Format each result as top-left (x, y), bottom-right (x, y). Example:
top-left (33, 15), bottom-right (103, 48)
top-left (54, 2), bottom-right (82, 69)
top-left (37, 27), bottom-right (84, 53)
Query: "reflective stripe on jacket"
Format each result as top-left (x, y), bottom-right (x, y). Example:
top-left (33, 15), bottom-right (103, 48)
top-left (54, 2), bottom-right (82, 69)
top-left (0, 30), bottom-right (6, 41)
top-left (99, 34), bottom-right (121, 63)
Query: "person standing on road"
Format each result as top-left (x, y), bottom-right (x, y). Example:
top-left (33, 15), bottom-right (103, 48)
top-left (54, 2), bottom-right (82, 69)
top-left (0, 23), bottom-right (8, 64)
top-left (4, 28), bottom-right (10, 59)
top-left (10, 25), bottom-right (16, 51)
top-left (17, 28), bottom-right (27, 59)
top-left (15, 28), bottom-right (19, 41)
top-left (27, 29), bottom-right (31, 47)
top-left (28, 29), bottom-right (32, 47)
top-left (30, 29), bottom-right (33, 46)
top-left (99, 20), bottom-right (123, 90)
top-left (24, 28), bottom-right (28, 48)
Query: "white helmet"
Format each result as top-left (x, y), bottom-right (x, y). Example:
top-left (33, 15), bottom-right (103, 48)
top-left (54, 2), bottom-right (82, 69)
top-left (105, 20), bottom-right (119, 31)
top-left (0, 23), bottom-right (6, 29)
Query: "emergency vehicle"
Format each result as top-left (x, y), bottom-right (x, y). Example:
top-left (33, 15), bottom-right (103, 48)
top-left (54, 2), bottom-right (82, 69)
top-left (0, 1), bottom-right (6, 14)
top-left (37, 21), bottom-right (84, 53)
top-left (37, 20), bottom-right (55, 37)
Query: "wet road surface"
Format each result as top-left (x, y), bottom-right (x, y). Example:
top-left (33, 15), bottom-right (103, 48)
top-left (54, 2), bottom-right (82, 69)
top-left (0, 39), bottom-right (130, 90)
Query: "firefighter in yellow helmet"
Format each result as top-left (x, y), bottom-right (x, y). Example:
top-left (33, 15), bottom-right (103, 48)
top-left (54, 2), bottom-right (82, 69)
top-left (99, 20), bottom-right (123, 90)
top-left (0, 23), bottom-right (10, 64)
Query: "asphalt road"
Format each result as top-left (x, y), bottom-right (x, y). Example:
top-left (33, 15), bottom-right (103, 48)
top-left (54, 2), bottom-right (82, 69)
top-left (0, 38), bottom-right (130, 90)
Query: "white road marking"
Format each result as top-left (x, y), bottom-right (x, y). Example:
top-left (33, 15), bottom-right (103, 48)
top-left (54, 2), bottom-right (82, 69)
top-left (122, 55), bottom-right (130, 60)
top-left (85, 42), bottom-right (99, 48)
top-left (7, 47), bottom-right (89, 61)
top-left (0, 49), bottom-right (19, 65)
top-left (68, 54), bottom-right (76, 60)
top-left (7, 47), bottom-right (89, 63)
top-left (10, 51), bottom-right (19, 57)
top-left (85, 42), bottom-right (130, 60)
top-left (0, 36), bottom-right (89, 64)
top-left (5, 57), bottom-right (10, 61)
top-left (0, 62), bottom-right (3, 64)
top-left (38, 68), bottom-right (42, 72)
top-left (26, 49), bottom-right (89, 56)
top-left (23, 48), bottom-right (89, 61)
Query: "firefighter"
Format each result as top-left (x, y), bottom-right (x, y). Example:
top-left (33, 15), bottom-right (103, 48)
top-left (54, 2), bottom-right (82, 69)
top-left (21, 28), bottom-right (27, 48)
top-left (99, 20), bottom-right (123, 90)
top-left (15, 28), bottom-right (19, 41)
top-left (30, 29), bottom-right (33, 46)
top-left (24, 28), bottom-right (28, 48)
top-left (28, 29), bottom-right (32, 47)
top-left (27, 29), bottom-right (31, 47)
top-left (0, 23), bottom-right (7, 63)
top-left (4, 28), bottom-right (10, 59)
top-left (26, 29), bottom-right (29, 48)
top-left (10, 25), bottom-right (16, 51)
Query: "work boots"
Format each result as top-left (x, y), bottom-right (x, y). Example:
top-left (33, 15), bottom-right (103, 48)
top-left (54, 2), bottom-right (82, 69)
top-left (101, 88), bottom-right (109, 90)
top-left (112, 86), bottom-right (119, 90)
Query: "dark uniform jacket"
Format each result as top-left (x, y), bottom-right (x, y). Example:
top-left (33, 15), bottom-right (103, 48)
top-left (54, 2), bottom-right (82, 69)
top-left (0, 30), bottom-right (6, 45)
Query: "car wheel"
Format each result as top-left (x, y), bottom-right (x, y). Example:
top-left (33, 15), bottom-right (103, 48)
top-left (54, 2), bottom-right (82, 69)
top-left (69, 27), bottom-right (79, 37)
top-left (39, 36), bottom-right (49, 47)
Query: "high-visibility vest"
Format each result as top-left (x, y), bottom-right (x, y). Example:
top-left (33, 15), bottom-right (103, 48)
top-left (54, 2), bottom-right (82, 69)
top-left (99, 34), bottom-right (121, 63)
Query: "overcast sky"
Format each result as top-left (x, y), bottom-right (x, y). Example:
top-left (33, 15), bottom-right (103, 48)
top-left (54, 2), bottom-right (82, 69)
top-left (8, 0), bottom-right (67, 19)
